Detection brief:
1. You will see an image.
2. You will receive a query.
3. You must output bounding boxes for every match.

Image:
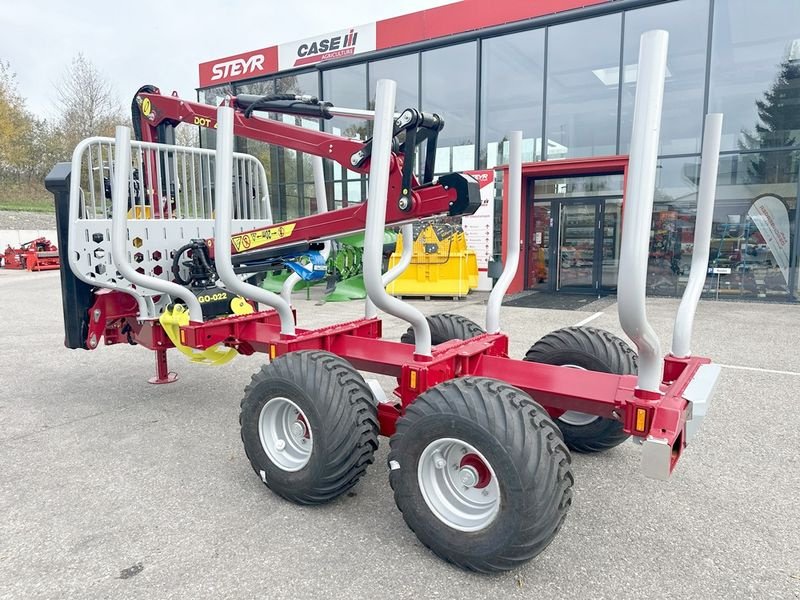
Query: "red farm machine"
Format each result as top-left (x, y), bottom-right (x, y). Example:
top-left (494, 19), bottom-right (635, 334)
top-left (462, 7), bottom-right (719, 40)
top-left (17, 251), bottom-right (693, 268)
top-left (2, 237), bottom-right (60, 271)
top-left (46, 31), bottom-right (721, 572)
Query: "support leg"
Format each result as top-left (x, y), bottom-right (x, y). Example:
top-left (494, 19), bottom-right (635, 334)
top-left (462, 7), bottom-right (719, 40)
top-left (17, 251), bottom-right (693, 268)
top-left (148, 349), bottom-right (178, 384)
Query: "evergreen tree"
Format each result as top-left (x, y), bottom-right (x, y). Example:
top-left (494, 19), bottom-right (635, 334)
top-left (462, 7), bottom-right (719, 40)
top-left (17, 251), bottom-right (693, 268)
top-left (739, 56), bottom-right (800, 183)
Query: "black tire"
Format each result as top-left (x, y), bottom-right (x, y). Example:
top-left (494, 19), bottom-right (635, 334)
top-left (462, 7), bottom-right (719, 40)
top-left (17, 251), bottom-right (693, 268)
top-left (239, 350), bottom-right (379, 505)
top-left (400, 313), bottom-right (484, 345)
top-left (523, 326), bottom-right (638, 453)
top-left (388, 377), bottom-right (573, 573)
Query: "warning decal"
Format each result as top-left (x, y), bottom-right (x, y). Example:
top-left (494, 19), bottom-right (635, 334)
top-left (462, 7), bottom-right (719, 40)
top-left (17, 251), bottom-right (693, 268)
top-left (231, 223), bottom-right (297, 253)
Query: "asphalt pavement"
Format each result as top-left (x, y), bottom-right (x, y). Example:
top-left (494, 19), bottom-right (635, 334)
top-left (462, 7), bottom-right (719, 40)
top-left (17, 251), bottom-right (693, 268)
top-left (1, 269), bottom-right (798, 599)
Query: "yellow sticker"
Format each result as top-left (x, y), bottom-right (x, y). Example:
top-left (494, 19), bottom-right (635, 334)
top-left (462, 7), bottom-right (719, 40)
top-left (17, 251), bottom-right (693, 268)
top-left (141, 97), bottom-right (152, 117)
top-left (231, 223), bottom-right (296, 253)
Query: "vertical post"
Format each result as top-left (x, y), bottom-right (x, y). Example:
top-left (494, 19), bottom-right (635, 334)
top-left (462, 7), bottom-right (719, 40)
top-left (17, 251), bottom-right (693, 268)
top-left (213, 106), bottom-right (296, 336)
top-left (362, 79), bottom-right (432, 357)
top-left (149, 348), bottom-right (178, 384)
top-left (617, 30), bottom-right (669, 395)
top-left (486, 130), bottom-right (522, 334)
top-left (671, 113), bottom-right (723, 357)
top-left (281, 155), bottom-right (331, 304)
top-left (109, 127), bottom-right (204, 322)
top-left (45, 162), bottom-right (95, 350)
top-left (366, 223), bottom-right (416, 319)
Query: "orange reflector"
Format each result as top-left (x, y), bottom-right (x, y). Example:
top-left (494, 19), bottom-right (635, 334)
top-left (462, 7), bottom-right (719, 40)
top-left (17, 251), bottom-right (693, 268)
top-left (635, 408), bottom-right (647, 432)
top-left (409, 370), bottom-right (417, 390)
top-left (179, 329), bottom-right (186, 344)
top-left (269, 344), bottom-right (277, 359)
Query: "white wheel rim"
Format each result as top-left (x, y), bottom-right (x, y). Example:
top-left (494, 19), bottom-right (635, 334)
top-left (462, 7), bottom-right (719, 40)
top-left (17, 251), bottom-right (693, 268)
top-left (417, 438), bottom-right (500, 532)
top-left (258, 397), bottom-right (313, 472)
top-left (557, 363), bottom-right (601, 427)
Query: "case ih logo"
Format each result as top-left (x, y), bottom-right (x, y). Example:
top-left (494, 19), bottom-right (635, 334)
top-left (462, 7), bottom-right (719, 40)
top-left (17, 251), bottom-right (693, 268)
top-left (278, 24), bottom-right (376, 71)
top-left (294, 29), bottom-right (359, 67)
top-left (210, 54), bottom-right (265, 82)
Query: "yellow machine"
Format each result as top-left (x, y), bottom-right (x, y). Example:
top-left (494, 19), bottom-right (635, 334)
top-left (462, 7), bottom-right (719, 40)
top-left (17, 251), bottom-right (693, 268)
top-left (386, 223), bottom-right (478, 299)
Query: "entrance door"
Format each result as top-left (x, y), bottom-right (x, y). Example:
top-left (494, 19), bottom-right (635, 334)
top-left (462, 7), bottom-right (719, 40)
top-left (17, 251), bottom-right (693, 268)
top-left (527, 174), bottom-right (625, 294)
top-left (557, 201), bottom-right (598, 290)
top-left (556, 198), bottom-right (622, 292)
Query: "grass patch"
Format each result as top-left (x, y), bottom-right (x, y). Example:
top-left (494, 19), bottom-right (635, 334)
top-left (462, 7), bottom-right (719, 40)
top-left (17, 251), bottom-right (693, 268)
top-left (0, 182), bottom-right (54, 213)
top-left (0, 202), bottom-right (55, 213)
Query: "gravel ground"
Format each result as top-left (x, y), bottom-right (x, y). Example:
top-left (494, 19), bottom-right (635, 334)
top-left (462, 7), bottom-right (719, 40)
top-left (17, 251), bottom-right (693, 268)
top-left (0, 210), bottom-right (56, 230)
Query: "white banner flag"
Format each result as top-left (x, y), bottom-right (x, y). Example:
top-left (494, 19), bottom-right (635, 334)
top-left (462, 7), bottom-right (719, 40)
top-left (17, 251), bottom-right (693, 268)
top-left (748, 194), bottom-right (791, 285)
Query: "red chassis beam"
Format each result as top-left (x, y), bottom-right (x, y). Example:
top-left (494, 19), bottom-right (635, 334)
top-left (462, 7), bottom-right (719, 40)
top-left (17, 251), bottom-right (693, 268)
top-left (134, 89), bottom-right (471, 256)
top-left (84, 290), bottom-right (699, 476)
top-left (175, 311), bottom-right (699, 463)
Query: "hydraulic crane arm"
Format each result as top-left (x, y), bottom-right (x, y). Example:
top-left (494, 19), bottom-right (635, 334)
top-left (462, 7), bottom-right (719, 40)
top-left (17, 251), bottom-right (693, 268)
top-left (130, 86), bottom-right (480, 262)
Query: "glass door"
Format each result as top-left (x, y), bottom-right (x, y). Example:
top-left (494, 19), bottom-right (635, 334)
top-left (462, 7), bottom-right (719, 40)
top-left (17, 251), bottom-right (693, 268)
top-left (527, 174), bottom-right (624, 294)
top-left (557, 201), bottom-right (598, 291)
top-left (600, 198), bottom-right (622, 292)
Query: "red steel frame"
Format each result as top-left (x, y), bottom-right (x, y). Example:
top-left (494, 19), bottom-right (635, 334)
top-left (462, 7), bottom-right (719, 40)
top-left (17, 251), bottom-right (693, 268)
top-left (88, 285), bottom-right (704, 476)
top-left (80, 89), bottom-right (704, 478)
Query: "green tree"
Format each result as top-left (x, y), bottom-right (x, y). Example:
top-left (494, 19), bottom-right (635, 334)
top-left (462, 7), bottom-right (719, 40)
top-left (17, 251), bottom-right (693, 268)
top-left (739, 56), bottom-right (800, 183)
top-left (0, 60), bottom-right (35, 179)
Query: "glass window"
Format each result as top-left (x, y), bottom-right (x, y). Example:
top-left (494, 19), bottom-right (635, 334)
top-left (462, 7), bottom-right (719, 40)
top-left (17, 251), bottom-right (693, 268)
top-left (480, 30), bottom-right (545, 168)
top-left (421, 42), bottom-right (478, 172)
top-left (710, 150), bottom-right (798, 299)
top-left (545, 14), bottom-right (622, 159)
top-left (322, 64), bottom-right (368, 140)
top-left (647, 157), bottom-right (700, 296)
top-left (198, 84), bottom-right (233, 150)
top-left (532, 174), bottom-right (624, 199)
top-left (233, 72), bottom-right (320, 221)
top-left (647, 151), bottom-right (799, 300)
top-left (322, 65), bottom-right (368, 207)
top-left (199, 84), bottom-right (233, 106)
top-left (369, 54), bottom-right (419, 112)
top-left (620, 0), bottom-right (709, 156)
top-left (709, 0), bottom-right (800, 151)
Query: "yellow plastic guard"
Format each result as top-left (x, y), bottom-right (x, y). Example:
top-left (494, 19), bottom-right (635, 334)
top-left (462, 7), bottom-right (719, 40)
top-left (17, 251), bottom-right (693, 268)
top-left (386, 224), bottom-right (479, 298)
top-left (159, 304), bottom-right (238, 365)
top-left (127, 206), bottom-right (152, 219)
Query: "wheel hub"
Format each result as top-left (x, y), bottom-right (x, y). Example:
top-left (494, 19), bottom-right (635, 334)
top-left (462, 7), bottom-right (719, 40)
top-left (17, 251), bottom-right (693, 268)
top-left (417, 438), bottom-right (500, 532)
top-left (458, 466), bottom-right (479, 487)
top-left (291, 420), bottom-right (307, 440)
top-left (258, 397), bottom-right (313, 472)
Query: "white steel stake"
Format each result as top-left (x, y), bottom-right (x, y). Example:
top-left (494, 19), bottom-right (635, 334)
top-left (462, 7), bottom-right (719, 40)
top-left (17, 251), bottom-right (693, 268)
top-left (486, 130), bottom-right (522, 334)
top-left (671, 113), bottom-right (723, 358)
top-left (281, 155), bottom-right (331, 304)
top-left (109, 126), bottom-right (204, 322)
top-left (362, 79), bottom-right (432, 357)
top-left (617, 30), bottom-right (669, 394)
top-left (213, 105), bottom-right (296, 335)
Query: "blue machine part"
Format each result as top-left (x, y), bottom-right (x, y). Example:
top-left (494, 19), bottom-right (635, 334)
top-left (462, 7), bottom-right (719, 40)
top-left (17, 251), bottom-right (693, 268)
top-left (284, 252), bottom-right (328, 281)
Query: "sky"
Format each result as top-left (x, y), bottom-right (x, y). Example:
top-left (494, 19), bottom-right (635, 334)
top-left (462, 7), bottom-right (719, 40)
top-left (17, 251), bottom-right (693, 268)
top-left (1, 0), bottom-right (456, 119)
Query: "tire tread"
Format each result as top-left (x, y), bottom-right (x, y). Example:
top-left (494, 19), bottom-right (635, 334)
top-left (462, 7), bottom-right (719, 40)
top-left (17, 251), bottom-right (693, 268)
top-left (400, 313), bottom-right (484, 345)
top-left (240, 350), bottom-right (379, 505)
top-left (523, 326), bottom-right (637, 453)
top-left (388, 376), bottom-right (573, 573)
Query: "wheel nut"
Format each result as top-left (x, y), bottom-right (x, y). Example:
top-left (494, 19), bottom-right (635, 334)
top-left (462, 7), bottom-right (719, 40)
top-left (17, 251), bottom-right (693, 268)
top-left (459, 466), bottom-right (479, 487)
top-left (276, 439), bottom-right (286, 451)
top-left (434, 457), bottom-right (446, 469)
